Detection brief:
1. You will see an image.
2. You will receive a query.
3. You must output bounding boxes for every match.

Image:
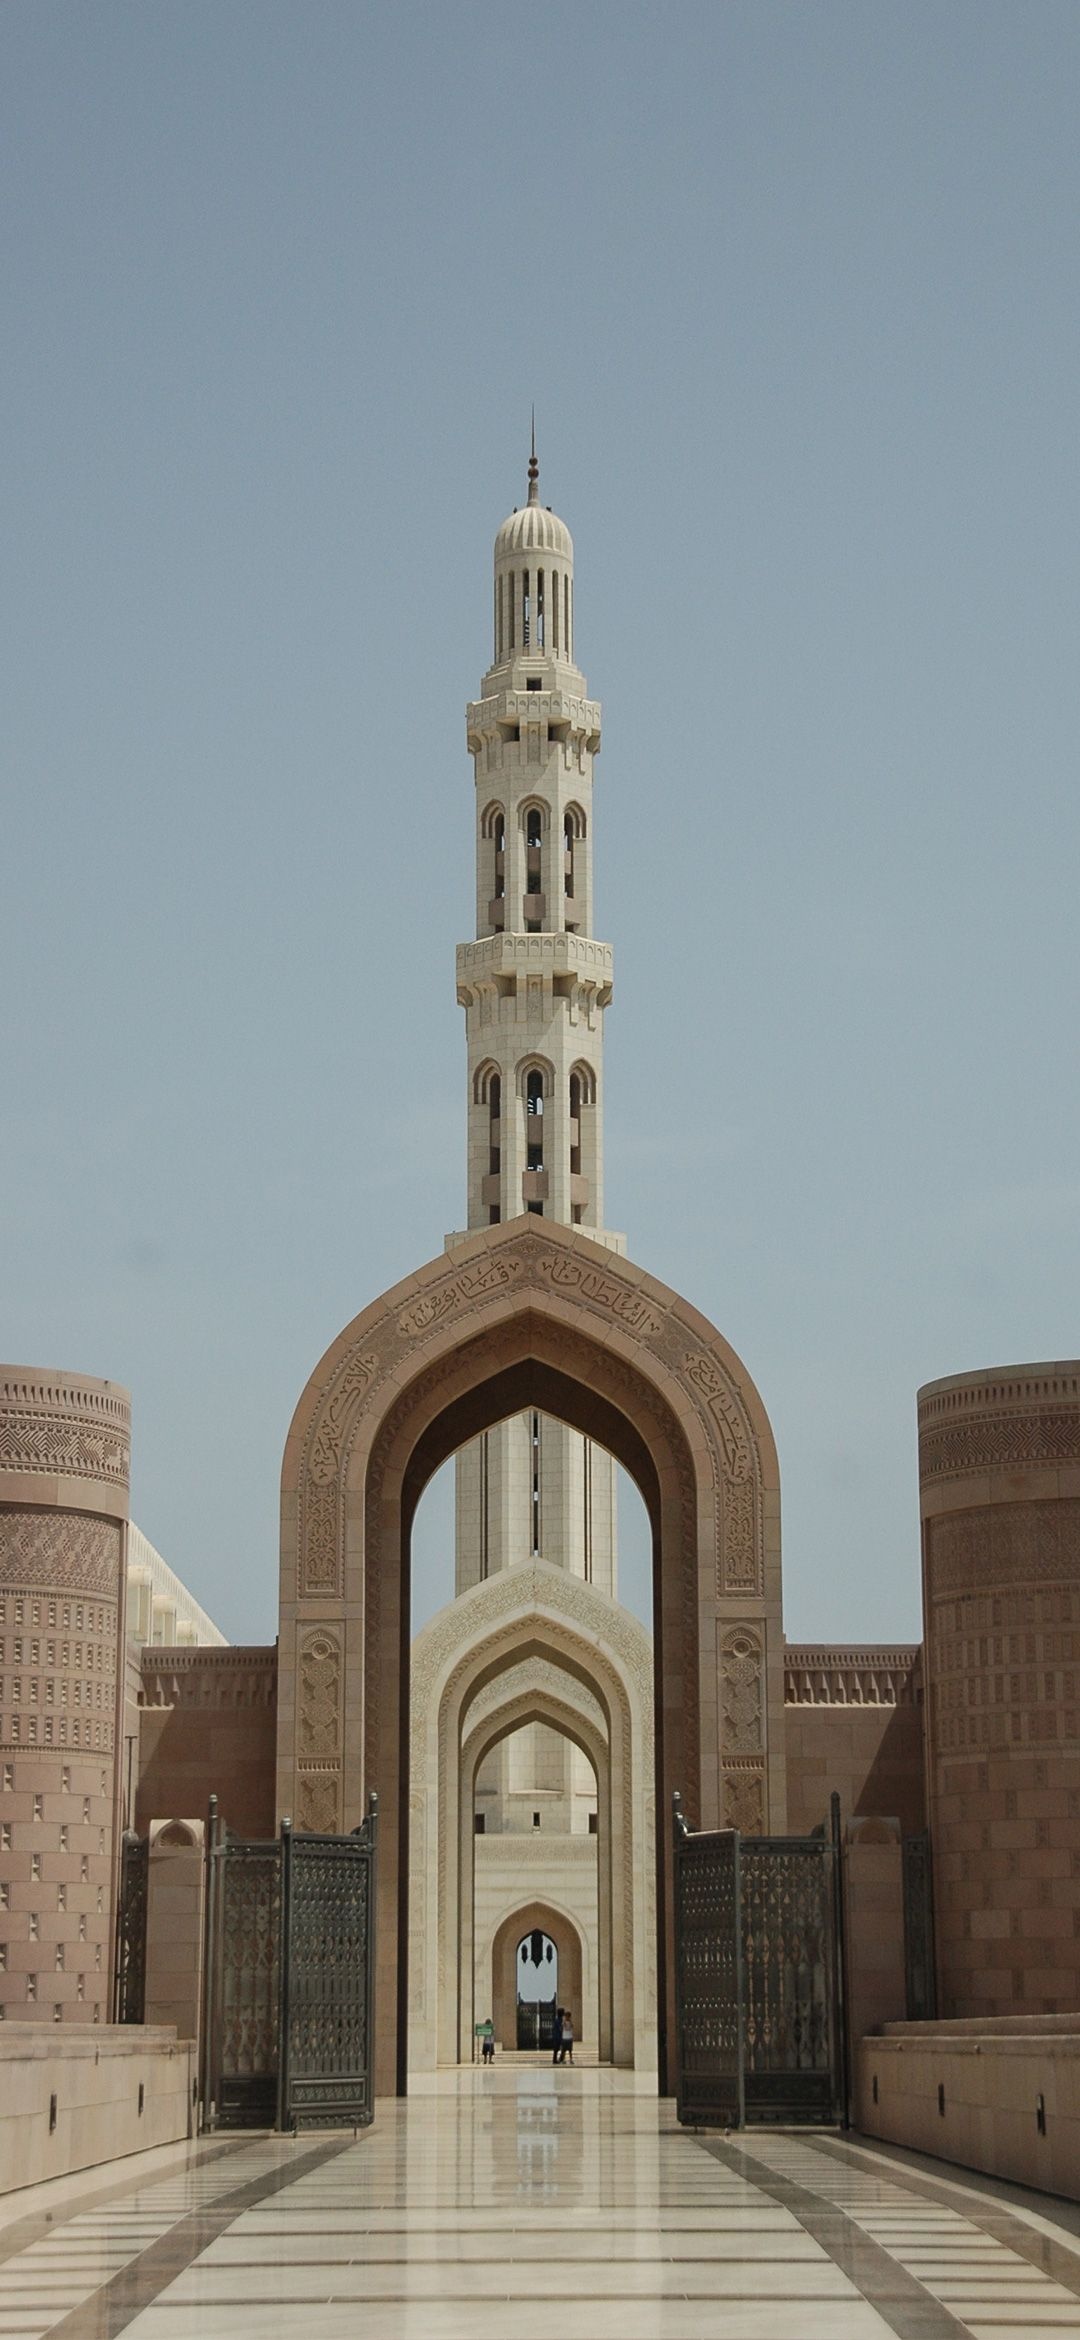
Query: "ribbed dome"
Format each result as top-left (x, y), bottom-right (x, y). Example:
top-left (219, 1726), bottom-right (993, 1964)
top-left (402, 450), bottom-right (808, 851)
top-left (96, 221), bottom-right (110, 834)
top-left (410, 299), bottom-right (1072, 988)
top-left (494, 499), bottom-right (573, 562)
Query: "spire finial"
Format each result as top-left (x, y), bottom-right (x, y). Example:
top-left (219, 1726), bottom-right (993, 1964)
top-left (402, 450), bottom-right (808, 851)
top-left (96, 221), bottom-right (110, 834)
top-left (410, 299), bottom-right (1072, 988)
top-left (527, 407), bottom-right (539, 503)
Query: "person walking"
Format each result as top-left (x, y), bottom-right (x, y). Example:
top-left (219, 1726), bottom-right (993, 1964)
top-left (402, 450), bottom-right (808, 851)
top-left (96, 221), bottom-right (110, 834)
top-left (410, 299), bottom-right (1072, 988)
top-left (559, 2009), bottom-right (575, 2065)
top-left (481, 2019), bottom-right (495, 2064)
top-left (551, 2006), bottom-right (564, 2065)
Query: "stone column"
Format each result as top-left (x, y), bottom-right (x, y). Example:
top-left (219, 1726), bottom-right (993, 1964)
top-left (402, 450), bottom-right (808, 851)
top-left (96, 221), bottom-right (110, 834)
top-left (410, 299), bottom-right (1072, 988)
top-left (0, 1369), bottom-right (131, 2026)
top-left (919, 1362), bottom-right (1080, 2018)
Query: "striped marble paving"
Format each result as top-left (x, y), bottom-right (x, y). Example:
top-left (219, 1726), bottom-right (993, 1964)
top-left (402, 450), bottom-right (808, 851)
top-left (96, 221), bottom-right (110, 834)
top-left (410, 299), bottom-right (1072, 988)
top-left (0, 2070), bottom-right (1075, 2339)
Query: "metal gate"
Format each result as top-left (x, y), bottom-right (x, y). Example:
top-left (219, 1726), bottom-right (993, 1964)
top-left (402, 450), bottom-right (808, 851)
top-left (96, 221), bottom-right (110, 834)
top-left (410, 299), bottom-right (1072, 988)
top-left (202, 1794), bottom-right (377, 2131)
top-left (279, 1817), bottom-right (377, 2130)
top-left (114, 1831), bottom-right (149, 2024)
top-left (673, 1793), bottom-right (847, 2127)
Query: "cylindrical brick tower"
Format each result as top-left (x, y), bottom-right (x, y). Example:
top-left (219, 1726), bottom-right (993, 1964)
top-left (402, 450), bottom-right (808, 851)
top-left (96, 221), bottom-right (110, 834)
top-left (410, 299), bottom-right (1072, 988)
top-left (918, 1362), bottom-right (1080, 2018)
top-left (0, 1369), bottom-right (130, 2025)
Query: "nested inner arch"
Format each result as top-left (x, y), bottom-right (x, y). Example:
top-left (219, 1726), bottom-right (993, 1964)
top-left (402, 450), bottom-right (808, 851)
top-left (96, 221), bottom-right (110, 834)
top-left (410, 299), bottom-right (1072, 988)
top-left (368, 1335), bottom-right (698, 2093)
top-left (461, 1692), bottom-right (612, 2063)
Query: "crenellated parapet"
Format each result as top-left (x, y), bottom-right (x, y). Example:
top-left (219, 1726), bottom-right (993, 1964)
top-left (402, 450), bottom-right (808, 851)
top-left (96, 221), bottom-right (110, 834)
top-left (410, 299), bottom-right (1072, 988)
top-left (784, 1645), bottom-right (923, 1707)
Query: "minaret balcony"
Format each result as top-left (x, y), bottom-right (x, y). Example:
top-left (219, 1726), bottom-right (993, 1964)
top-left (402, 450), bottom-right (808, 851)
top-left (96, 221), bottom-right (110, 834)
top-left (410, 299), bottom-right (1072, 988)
top-left (521, 1170), bottom-right (549, 1206)
top-left (457, 930), bottom-right (613, 1008)
top-left (467, 689), bottom-right (601, 755)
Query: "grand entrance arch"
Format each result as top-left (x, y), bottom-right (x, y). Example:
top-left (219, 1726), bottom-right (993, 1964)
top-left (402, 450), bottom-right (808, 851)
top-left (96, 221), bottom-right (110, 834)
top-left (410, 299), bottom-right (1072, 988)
top-left (279, 1218), bottom-right (783, 2094)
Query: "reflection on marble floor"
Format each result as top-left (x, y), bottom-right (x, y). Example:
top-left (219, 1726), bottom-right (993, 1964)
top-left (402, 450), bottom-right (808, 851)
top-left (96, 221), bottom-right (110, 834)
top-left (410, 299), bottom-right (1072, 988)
top-left (0, 2067), bottom-right (1077, 2340)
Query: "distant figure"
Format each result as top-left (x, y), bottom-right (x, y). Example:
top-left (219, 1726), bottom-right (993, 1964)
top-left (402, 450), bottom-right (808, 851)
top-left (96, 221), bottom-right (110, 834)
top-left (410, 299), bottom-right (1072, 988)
top-left (481, 2019), bottom-right (495, 2063)
top-left (558, 2009), bottom-right (575, 2065)
top-left (551, 2006), bottom-right (564, 2064)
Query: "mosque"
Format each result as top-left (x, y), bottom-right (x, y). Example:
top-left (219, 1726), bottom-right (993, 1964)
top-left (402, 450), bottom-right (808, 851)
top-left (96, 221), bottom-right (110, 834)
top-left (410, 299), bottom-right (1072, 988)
top-left (1, 451), bottom-right (1078, 2196)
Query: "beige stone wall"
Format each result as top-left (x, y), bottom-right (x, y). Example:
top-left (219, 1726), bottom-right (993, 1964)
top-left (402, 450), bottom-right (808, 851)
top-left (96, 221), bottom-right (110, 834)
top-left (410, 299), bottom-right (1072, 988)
top-left (919, 1363), bottom-right (1080, 2017)
top-left (142, 1820), bottom-right (205, 2041)
top-left (783, 1645), bottom-right (926, 1837)
top-left (0, 1369), bottom-right (130, 2027)
top-left (136, 1648), bottom-right (277, 1839)
top-left (0, 2023), bottom-right (195, 2194)
top-left (857, 2017), bottom-right (1080, 2200)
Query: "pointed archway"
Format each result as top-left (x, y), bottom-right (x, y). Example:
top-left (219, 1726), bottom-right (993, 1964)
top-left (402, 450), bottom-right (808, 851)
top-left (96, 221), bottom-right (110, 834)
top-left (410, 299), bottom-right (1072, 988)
top-left (279, 1218), bottom-right (782, 2094)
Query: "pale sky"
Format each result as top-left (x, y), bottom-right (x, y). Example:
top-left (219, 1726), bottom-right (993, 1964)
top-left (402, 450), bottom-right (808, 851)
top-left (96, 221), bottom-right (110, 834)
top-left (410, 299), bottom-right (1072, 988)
top-left (3, 2), bottom-right (1079, 1646)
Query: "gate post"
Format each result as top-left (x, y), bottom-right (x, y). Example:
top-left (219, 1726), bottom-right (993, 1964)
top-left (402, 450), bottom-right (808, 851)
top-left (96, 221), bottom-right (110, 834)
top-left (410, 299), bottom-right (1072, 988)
top-left (362, 1790), bottom-right (378, 2113)
top-left (198, 1795), bottom-right (221, 2131)
top-left (277, 1815), bottom-right (294, 2132)
top-left (830, 1791), bottom-right (850, 2128)
top-left (673, 1792), bottom-right (744, 2129)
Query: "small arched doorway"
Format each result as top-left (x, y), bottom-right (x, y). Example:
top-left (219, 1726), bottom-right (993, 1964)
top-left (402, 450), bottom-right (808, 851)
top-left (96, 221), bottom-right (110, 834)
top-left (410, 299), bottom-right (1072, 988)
top-left (489, 1903), bottom-right (586, 2057)
top-left (516, 1927), bottom-right (558, 2049)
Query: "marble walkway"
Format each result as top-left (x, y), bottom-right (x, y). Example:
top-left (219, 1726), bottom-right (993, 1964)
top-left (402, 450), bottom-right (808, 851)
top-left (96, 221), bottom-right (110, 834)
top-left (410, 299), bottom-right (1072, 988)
top-left (1, 2067), bottom-right (1079, 2340)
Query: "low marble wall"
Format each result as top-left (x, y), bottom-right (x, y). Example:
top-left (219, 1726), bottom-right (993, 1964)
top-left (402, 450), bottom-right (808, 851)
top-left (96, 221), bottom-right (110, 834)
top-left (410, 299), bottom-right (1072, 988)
top-left (0, 2024), bottom-right (197, 2196)
top-left (857, 2016), bottom-right (1080, 2200)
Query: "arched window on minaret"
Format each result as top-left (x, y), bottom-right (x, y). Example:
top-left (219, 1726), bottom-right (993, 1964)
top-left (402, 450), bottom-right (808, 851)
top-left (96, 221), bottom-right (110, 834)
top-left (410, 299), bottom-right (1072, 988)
top-left (569, 1059), bottom-right (597, 1225)
top-left (473, 1060), bottom-right (503, 1224)
top-left (526, 1070), bottom-right (544, 1169)
top-left (519, 1056), bottom-right (552, 1216)
top-left (536, 568), bottom-right (545, 649)
top-left (564, 573), bottom-right (570, 659)
top-left (523, 802), bottom-right (545, 932)
top-left (522, 569), bottom-right (531, 649)
top-left (488, 1071), bottom-right (501, 1224)
top-left (481, 803), bottom-right (506, 934)
top-left (509, 571), bottom-right (516, 652)
top-left (563, 804), bottom-right (586, 934)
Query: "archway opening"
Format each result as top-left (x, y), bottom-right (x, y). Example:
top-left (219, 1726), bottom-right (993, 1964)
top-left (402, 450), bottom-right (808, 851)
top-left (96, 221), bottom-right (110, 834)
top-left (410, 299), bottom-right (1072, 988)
top-left (281, 1223), bottom-right (783, 2097)
top-left (406, 1405), bottom-right (653, 2075)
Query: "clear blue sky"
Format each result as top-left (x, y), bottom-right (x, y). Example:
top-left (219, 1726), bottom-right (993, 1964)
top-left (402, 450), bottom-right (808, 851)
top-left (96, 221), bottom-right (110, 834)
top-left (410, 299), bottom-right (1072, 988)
top-left (4, 2), bottom-right (1079, 1645)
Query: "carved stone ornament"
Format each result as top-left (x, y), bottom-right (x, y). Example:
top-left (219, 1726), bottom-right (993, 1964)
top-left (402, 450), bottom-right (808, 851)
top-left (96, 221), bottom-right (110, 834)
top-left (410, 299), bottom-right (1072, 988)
top-left (0, 1375), bottom-right (130, 1489)
top-left (299, 1629), bottom-right (341, 1759)
top-left (929, 1499), bottom-right (1080, 1597)
top-left (720, 1626), bottom-right (763, 1754)
top-left (723, 1768), bottom-right (765, 1834)
top-left (0, 1509), bottom-right (120, 1598)
top-left (297, 1769), bottom-right (339, 1835)
top-left (921, 1410), bottom-right (1080, 1484)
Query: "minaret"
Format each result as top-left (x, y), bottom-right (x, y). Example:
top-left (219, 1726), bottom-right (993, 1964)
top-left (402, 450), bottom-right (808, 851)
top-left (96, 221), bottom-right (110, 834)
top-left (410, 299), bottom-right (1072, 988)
top-left (453, 447), bottom-right (619, 1830)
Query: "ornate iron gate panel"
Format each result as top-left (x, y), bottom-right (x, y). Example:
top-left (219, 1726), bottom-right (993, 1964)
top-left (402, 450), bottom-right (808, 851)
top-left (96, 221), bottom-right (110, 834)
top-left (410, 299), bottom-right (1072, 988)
top-left (279, 1804), bottom-right (377, 2131)
top-left (902, 1830), bottom-right (937, 2020)
top-left (207, 1833), bottom-right (281, 2128)
top-left (114, 1832), bottom-right (148, 2024)
top-left (673, 1798), bottom-right (743, 2127)
top-left (740, 1836), bottom-right (838, 2122)
top-left (202, 1796), bottom-right (377, 2133)
top-left (674, 1797), bottom-right (846, 2127)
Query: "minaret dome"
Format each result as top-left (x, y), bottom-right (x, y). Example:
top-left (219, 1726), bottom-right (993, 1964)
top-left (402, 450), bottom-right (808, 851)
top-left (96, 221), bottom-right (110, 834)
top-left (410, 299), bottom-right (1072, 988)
top-left (490, 443), bottom-right (575, 672)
